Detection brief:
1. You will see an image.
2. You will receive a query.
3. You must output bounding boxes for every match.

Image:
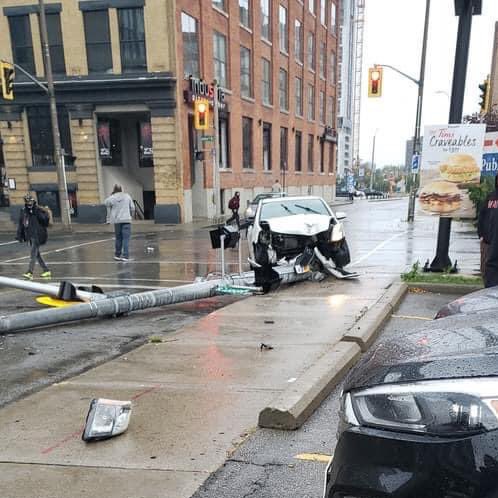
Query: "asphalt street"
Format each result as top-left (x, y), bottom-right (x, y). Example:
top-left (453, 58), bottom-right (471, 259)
top-left (0, 198), bottom-right (480, 412)
top-left (191, 289), bottom-right (456, 498)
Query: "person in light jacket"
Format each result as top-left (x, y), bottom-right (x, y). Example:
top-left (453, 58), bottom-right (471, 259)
top-left (105, 184), bottom-right (135, 261)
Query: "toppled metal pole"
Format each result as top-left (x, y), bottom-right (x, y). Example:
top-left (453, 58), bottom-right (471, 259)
top-left (0, 266), bottom-right (313, 334)
top-left (0, 276), bottom-right (106, 302)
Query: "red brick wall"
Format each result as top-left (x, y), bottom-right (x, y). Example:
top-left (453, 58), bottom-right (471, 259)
top-left (176, 0), bottom-right (339, 192)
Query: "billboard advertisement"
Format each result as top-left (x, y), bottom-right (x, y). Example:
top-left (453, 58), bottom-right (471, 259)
top-left (418, 124), bottom-right (486, 218)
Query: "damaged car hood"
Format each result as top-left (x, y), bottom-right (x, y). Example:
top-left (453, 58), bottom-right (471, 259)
top-left (266, 214), bottom-right (331, 236)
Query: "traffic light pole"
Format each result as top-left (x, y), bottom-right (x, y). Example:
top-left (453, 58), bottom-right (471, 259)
top-left (407, 0), bottom-right (430, 222)
top-left (212, 81), bottom-right (221, 220)
top-left (428, 0), bottom-right (480, 272)
top-left (38, 0), bottom-right (71, 227)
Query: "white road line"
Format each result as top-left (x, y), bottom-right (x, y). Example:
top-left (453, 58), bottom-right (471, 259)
top-left (0, 241), bottom-right (17, 247)
top-left (349, 231), bottom-right (408, 268)
top-left (0, 238), bottom-right (113, 263)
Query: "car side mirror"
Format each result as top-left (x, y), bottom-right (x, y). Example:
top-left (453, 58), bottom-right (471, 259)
top-left (335, 211), bottom-right (347, 221)
top-left (260, 220), bottom-right (270, 231)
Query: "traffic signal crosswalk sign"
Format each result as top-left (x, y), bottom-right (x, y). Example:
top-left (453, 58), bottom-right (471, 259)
top-left (1, 61), bottom-right (15, 101)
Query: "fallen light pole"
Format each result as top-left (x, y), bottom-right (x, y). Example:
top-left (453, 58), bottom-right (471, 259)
top-left (0, 276), bottom-right (106, 302)
top-left (0, 267), bottom-right (313, 334)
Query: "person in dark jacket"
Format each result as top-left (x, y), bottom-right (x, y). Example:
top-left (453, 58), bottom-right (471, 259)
top-left (226, 191), bottom-right (240, 227)
top-left (478, 175), bottom-right (498, 287)
top-left (16, 194), bottom-right (51, 280)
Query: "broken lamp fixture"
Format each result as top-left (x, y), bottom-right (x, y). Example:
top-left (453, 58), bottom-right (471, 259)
top-left (82, 398), bottom-right (132, 442)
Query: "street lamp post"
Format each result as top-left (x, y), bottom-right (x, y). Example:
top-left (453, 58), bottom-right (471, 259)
top-left (428, 0), bottom-right (482, 272)
top-left (369, 129), bottom-right (378, 190)
top-left (38, 0), bottom-right (71, 226)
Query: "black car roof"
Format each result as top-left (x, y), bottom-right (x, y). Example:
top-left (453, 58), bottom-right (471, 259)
top-left (344, 309), bottom-right (498, 391)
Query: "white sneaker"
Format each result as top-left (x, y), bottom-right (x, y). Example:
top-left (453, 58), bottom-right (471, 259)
top-left (113, 256), bottom-right (121, 261)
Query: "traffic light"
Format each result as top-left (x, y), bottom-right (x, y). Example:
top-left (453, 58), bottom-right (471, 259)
top-left (0, 61), bottom-right (15, 101)
top-left (194, 99), bottom-right (210, 130)
top-left (368, 66), bottom-right (383, 98)
top-left (479, 77), bottom-right (490, 114)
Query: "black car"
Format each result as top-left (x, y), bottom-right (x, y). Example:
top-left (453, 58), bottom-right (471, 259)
top-left (324, 309), bottom-right (498, 498)
top-left (435, 286), bottom-right (496, 318)
top-left (363, 188), bottom-right (387, 199)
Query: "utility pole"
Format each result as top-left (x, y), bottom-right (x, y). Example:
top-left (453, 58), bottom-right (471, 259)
top-left (212, 80), bottom-right (221, 220)
top-left (428, 0), bottom-right (481, 271)
top-left (369, 132), bottom-right (377, 190)
top-left (407, 0), bottom-right (430, 222)
top-left (38, 0), bottom-right (71, 226)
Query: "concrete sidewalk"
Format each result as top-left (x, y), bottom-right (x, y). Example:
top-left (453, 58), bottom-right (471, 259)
top-left (0, 274), bottom-right (404, 498)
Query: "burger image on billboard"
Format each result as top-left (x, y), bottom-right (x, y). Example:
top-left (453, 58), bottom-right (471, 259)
top-left (438, 153), bottom-right (481, 183)
top-left (419, 180), bottom-right (462, 214)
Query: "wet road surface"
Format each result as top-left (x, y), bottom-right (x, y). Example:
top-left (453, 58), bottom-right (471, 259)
top-left (0, 198), bottom-right (480, 408)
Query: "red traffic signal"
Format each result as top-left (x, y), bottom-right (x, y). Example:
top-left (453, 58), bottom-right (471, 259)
top-left (368, 67), bottom-right (383, 98)
top-left (194, 99), bottom-right (209, 130)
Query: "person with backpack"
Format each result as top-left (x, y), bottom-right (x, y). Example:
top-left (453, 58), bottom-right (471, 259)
top-left (226, 191), bottom-right (240, 227)
top-left (16, 194), bottom-right (51, 280)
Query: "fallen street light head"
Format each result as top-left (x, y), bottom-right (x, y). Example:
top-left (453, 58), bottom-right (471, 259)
top-left (82, 398), bottom-right (132, 442)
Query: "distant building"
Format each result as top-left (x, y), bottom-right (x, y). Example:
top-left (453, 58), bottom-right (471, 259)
top-left (489, 22), bottom-right (498, 111)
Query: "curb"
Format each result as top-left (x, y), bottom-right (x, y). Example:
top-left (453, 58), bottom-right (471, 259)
top-left (258, 341), bottom-right (361, 430)
top-left (257, 281), bottom-right (407, 430)
top-left (342, 281), bottom-right (407, 352)
top-left (406, 282), bottom-right (483, 295)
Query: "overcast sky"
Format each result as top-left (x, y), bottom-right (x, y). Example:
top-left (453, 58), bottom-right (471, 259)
top-left (359, 0), bottom-right (498, 168)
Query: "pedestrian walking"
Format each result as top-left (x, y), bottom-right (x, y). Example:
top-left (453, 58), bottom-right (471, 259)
top-left (16, 194), bottom-right (51, 280)
top-left (479, 175), bottom-right (498, 287)
top-left (348, 184), bottom-right (355, 201)
top-left (271, 179), bottom-right (282, 193)
top-left (105, 184), bottom-right (135, 261)
top-left (226, 191), bottom-right (240, 227)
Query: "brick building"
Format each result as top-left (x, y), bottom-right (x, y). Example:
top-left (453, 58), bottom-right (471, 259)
top-left (0, 0), bottom-right (339, 223)
top-left (178, 0), bottom-right (340, 220)
top-left (0, 0), bottom-right (180, 222)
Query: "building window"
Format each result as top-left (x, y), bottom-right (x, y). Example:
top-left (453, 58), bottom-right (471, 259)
top-left (42, 13), bottom-right (66, 75)
top-left (294, 19), bottom-right (303, 63)
top-left (263, 122), bottom-right (272, 171)
top-left (319, 42), bottom-right (326, 79)
top-left (307, 33), bottom-right (315, 71)
top-left (280, 127), bottom-right (288, 171)
top-left (330, 2), bottom-right (337, 35)
top-left (320, 0), bottom-right (326, 25)
top-left (329, 142), bottom-right (335, 173)
top-left (240, 46), bottom-right (252, 98)
top-left (295, 77), bottom-right (303, 116)
top-left (181, 12), bottom-right (200, 78)
top-left (279, 68), bottom-right (288, 111)
top-left (307, 84), bottom-right (315, 121)
top-left (330, 51), bottom-right (336, 85)
top-left (262, 58), bottom-right (272, 105)
top-left (242, 117), bottom-right (253, 168)
top-left (27, 106), bottom-right (73, 167)
top-left (261, 0), bottom-right (271, 41)
top-left (327, 96), bottom-right (334, 126)
top-left (295, 131), bottom-right (302, 172)
top-left (8, 15), bottom-right (35, 76)
top-left (213, 31), bottom-right (228, 88)
top-left (279, 5), bottom-right (288, 53)
top-left (307, 134), bottom-right (314, 172)
top-left (84, 10), bottom-right (112, 73)
top-left (308, 0), bottom-right (315, 15)
top-left (98, 119), bottom-right (122, 166)
top-left (213, 0), bottom-right (227, 12)
top-left (320, 138), bottom-right (325, 173)
top-left (319, 90), bottom-right (325, 124)
top-left (219, 117), bottom-right (230, 169)
top-left (118, 8), bottom-right (147, 72)
top-left (240, 0), bottom-right (251, 28)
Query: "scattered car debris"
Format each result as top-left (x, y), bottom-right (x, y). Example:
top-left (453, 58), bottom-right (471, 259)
top-left (82, 398), bottom-right (132, 442)
top-left (260, 343), bottom-right (274, 351)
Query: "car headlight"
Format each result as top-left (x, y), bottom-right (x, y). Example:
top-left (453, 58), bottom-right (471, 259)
top-left (343, 378), bottom-right (498, 437)
top-left (82, 398), bottom-right (132, 442)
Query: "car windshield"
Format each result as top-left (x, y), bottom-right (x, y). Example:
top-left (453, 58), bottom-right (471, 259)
top-left (260, 199), bottom-right (330, 220)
